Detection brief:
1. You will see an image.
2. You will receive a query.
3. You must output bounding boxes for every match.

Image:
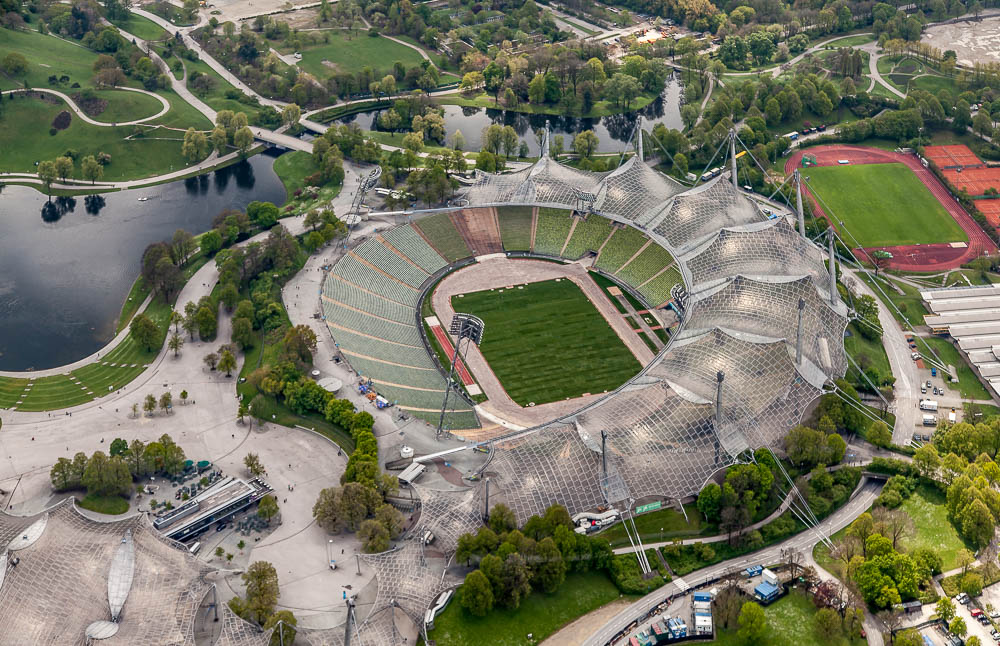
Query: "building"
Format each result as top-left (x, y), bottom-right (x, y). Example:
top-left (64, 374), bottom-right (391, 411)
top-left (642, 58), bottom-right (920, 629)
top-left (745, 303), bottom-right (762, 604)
top-left (754, 581), bottom-right (781, 603)
top-left (921, 284), bottom-right (1000, 397)
top-left (152, 476), bottom-right (272, 541)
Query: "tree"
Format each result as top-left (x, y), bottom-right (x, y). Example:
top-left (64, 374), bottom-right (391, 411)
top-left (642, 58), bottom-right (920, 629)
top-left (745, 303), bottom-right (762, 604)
top-left (312, 487), bottom-right (342, 533)
top-left (358, 518), bottom-right (390, 552)
top-left (168, 332), bottom-right (184, 357)
top-left (936, 597), bottom-right (956, 623)
top-left (234, 126), bottom-right (254, 156)
top-left (375, 504), bottom-right (404, 538)
top-left (54, 156), bottom-right (74, 183)
top-left (281, 103), bottom-right (301, 129)
top-left (497, 553), bottom-right (532, 609)
top-left (211, 126), bottom-right (228, 154)
top-left (109, 438), bottom-right (128, 457)
top-left (257, 494), bottom-right (279, 522)
top-left (573, 130), bottom-right (599, 159)
top-left (263, 609), bottom-right (297, 646)
top-left (81, 155), bottom-right (103, 184)
top-left (244, 453), bottom-right (265, 477)
top-left (130, 313), bottom-right (159, 351)
top-left (461, 569), bottom-right (494, 616)
top-left (1, 52), bottom-right (28, 77)
top-left (159, 391), bottom-right (172, 414)
top-left (489, 504), bottom-right (517, 534)
top-left (738, 601), bottom-right (767, 644)
top-left (218, 348), bottom-right (237, 377)
top-left (37, 160), bottom-right (57, 199)
top-left (949, 617), bottom-right (967, 638)
top-left (232, 318), bottom-right (254, 350)
top-left (203, 352), bottom-right (219, 371)
top-left (697, 482), bottom-right (722, 521)
top-left (533, 536), bottom-right (567, 593)
top-left (281, 325), bottom-right (317, 367)
top-left (815, 607), bottom-right (842, 641)
top-left (182, 128), bottom-right (209, 163)
top-left (959, 498), bottom-right (995, 548)
top-left (242, 561), bottom-right (280, 625)
top-left (868, 421), bottom-right (892, 448)
top-left (196, 306), bottom-right (217, 340)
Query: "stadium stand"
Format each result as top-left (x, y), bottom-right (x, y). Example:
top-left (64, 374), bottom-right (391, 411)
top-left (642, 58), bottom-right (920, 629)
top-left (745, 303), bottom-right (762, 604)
top-left (615, 242), bottom-right (676, 287)
top-left (450, 208), bottom-right (503, 255)
top-left (323, 276), bottom-right (415, 325)
top-left (533, 208), bottom-right (575, 255)
top-left (638, 265), bottom-right (684, 305)
top-left (497, 206), bottom-right (534, 251)
top-left (335, 254), bottom-right (418, 305)
top-left (562, 214), bottom-right (615, 259)
top-left (594, 225), bottom-right (649, 273)
top-left (413, 212), bottom-right (472, 261)
top-left (353, 238), bottom-right (429, 288)
top-left (379, 226), bottom-right (448, 273)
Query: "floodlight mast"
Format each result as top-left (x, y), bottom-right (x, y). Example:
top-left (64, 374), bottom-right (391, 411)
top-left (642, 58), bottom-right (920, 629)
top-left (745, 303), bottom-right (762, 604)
top-left (437, 314), bottom-right (485, 438)
top-left (827, 227), bottom-right (837, 306)
top-left (794, 169), bottom-right (806, 237)
top-left (729, 129), bottom-right (738, 190)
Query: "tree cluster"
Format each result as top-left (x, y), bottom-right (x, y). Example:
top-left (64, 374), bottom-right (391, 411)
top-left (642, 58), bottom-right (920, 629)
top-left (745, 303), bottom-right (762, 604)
top-left (312, 480), bottom-right (402, 552)
top-left (228, 560), bottom-right (298, 644)
top-left (50, 434), bottom-right (186, 497)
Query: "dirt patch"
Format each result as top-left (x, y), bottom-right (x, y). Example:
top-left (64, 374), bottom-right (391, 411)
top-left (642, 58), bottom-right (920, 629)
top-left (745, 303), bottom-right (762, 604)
top-left (321, 60), bottom-right (341, 72)
top-left (923, 16), bottom-right (1000, 66)
top-left (540, 598), bottom-right (634, 646)
top-left (72, 92), bottom-right (108, 117)
top-left (51, 110), bottom-right (72, 130)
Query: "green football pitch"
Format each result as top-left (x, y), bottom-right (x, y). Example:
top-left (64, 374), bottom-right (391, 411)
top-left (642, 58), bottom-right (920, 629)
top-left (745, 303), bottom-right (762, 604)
top-left (455, 279), bottom-right (642, 406)
top-left (804, 162), bottom-right (967, 247)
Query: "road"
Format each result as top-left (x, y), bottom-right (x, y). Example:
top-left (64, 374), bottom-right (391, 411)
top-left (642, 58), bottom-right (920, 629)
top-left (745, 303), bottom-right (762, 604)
top-left (584, 480), bottom-right (884, 646)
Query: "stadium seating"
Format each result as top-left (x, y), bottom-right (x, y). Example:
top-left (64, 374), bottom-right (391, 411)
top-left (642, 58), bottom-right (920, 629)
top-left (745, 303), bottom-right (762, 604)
top-left (334, 254), bottom-right (419, 306)
top-left (638, 266), bottom-right (684, 305)
top-left (497, 206), bottom-right (534, 251)
top-left (324, 276), bottom-right (415, 325)
top-left (322, 300), bottom-right (421, 346)
top-left (533, 208), bottom-right (574, 255)
top-left (413, 212), bottom-right (472, 262)
top-left (594, 226), bottom-right (649, 274)
top-left (354, 238), bottom-right (430, 289)
top-left (380, 226), bottom-right (448, 274)
top-left (615, 242), bottom-right (676, 288)
top-left (561, 215), bottom-right (614, 259)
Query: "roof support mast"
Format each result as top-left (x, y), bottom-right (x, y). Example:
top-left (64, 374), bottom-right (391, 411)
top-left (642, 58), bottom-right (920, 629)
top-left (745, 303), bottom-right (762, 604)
top-left (730, 129), bottom-right (738, 190)
top-left (796, 298), bottom-right (805, 366)
top-left (827, 227), bottom-right (837, 306)
top-left (794, 169), bottom-right (806, 237)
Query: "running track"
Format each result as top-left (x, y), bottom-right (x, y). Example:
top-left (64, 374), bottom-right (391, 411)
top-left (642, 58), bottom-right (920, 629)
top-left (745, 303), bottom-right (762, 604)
top-left (428, 323), bottom-right (476, 386)
top-left (785, 145), bottom-right (997, 271)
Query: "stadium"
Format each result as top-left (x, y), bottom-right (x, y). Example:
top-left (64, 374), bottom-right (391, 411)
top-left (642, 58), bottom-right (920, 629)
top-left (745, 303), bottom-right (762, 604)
top-left (314, 129), bottom-right (852, 643)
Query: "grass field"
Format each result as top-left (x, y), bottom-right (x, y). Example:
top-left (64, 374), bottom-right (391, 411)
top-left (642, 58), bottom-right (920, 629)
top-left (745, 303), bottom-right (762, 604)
top-left (457, 279), bottom-right (642, 405)
top-left (15, 375), bottom-right (95, 411)
top-left (824, 34), bottom-right (876, 48)
top-left (805, 163), bottom-right (967, 247)
top-left (426, 571), bottom-right (630, 646)
top-left (89, 89), bottom-right (165, 123)
top-left (108, 13), bottom-right (169, 41)
top-left (844, 321), bottom-right (891, 383)
top-left (712, 590), bottom-right (865, 646)
top-left (78, 493), bottom-right (130, 515)
top-left (0, 377), bottom-right (29, 408)
top-left (0, 97), bottom-right (201, 180)
top-left (273, 150), bottom-right (318, 197)
top-left (285, 30), bottom-right (426, 79)
top-left (0, 29), bottom-right (100, 92)
top-left (899, 484), bottom-right (969, 571)
top-left (599, 504), bottom-right (710, 547)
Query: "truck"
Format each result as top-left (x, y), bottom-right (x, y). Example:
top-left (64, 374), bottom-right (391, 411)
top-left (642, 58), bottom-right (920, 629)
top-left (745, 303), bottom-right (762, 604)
top-left (948, 410), bottom-right (957, 423)
top-left (923, 414), bottom-right (937, 427)
top-left (920, 400), bottom-right (939, 411)
top-left (784, 131), bottom-right (799, 141)
top-left (745, 565), bottom-right (763, 577)
top-left (762, 568), bottom-right (779, 586)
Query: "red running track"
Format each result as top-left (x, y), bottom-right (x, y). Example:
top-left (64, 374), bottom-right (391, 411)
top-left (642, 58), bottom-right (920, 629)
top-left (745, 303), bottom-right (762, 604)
top-left (784, 145), bottom-right (997, 272)
top-left (429, 324), bottom-right (476, 386)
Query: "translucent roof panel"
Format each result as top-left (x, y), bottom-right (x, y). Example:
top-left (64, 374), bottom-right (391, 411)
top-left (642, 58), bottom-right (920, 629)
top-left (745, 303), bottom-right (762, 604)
top-left (594, 157), bottom-right (686, 222)
top-left (413, 485), bottom-right (484, 555)
top-left (683, 218), bottom-right (829, 289)
top-left (645, 179), bottom-right (765, 250)
top-left (361, 542), bottom-right (459, 625)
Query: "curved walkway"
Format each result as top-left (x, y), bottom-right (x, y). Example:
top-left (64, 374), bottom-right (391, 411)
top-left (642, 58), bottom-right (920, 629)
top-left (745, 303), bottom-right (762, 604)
top-left (1, 86), bottom-right (170, 126)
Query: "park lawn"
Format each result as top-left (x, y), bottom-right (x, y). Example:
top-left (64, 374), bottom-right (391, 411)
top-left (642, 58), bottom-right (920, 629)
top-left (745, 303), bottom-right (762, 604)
top-left (117, 277), bottom-right (152, 333)
top-left (78, 493), bottom-right (130, 515)
top-left (89, 89), bottom-right (165, 123)
top-left (0, 377), bottom-right (29, 408)
top-left (104, 296), bottom-right (173, 366)
top-left (273, 150), bottom-right (319, 197)
top-left (287, 30), bottom-right (426, 79)
top-left (910, 74), bottom-right (959, 96)
top-left (824, 33), bottom-right (875, 48)
top-left (899, 483), bottom-right (970, 571)
top-left (712, 590), bottom-right (865, 646)
top-left (181, 57), bottom-right (273, 127)
top-left (427, 571), bottom-right (631, 646)
top-left (457, 279), bottom-right (643, 406)
top-left (858, 272), bottom-right (929, 327)
top-left (805, 163), bottom-right (967, 247)
top-left (920, 336), bottom-right (992, 400)
top-left (843, 321), bottom-right (891, 383)
top-left (0, 29), bottom-right (100, 91)
top-left (0, 97), bottom-right (204, 180)
top-left (108, 13), bottom-right (169, 41)
top-left (72, 363), bottom-right (147, 395)
top-left (600, 504), bottom-right (710, 547)
top-left (363, 130), bottom-right (456, 157)
top-left (150, 87), bottom-right (214, 130)
top-left (16, 375), bottom-right (94, 411)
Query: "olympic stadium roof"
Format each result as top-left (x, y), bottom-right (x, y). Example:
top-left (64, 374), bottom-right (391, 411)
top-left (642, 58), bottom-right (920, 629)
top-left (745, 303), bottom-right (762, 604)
top-left (0, 499), bottom-right (268, 646)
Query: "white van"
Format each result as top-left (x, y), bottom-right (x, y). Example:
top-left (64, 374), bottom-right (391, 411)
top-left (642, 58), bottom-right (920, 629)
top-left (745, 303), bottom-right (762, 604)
top-left (189, 541), bottom-right (201, 555)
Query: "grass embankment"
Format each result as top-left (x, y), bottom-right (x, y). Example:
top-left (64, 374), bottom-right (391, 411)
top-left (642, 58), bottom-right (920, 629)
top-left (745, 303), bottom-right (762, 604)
top-left (600, 504), bottom-right (710, 547)
top-left (823, 34), bottom-right (876, 48)
top-left (108, 13), bottom-right (169, 41)
top-left (78, 493), bottom-right (130, 515)
top-left (843, 321), bottom-right (891, 382)
top-left (858, 272), bottom-right (929, 327)
top-left (181, 56), bottom-right (277, 127)
top-left (805, 163), bottom-right (967, 247)
top-left (920, 336), bottom-right (992, 401)
top-left (427, 571), bottom-right (633, 646)
top-left (712, 590), bottom-right (866, 646)
top-left (459, 279), bottom-right (643, 405)
top-left (86, 89), bottom-right (165, 123)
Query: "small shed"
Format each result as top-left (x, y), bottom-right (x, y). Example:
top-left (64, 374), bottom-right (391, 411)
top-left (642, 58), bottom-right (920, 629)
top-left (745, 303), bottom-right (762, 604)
top-left (754, 581), bottom-right (781, 603)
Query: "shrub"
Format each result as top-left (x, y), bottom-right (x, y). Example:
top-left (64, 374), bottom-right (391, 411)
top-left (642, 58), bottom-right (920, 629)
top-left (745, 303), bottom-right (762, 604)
top-left (52, 110), bottom-right (71, 130)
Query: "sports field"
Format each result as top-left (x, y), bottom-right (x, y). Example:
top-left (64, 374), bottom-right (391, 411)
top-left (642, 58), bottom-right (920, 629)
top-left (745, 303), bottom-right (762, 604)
top-left (805, 162), bottom-right (967, 247)
top-left (457, 279), bottom-right (642, 406)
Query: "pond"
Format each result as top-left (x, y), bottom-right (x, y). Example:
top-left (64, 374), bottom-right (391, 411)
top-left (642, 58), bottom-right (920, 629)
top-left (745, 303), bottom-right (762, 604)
top-left (336, 77), bottom-right (685, 155)
top-left (0, 151), bottom-right (286, 372)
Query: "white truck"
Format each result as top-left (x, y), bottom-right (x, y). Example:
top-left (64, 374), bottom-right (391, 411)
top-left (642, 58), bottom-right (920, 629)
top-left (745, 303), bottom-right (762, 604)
top-left (923, 414), bottom-right (937, 426)
top-left (919, 399), bottom-right (938, 411)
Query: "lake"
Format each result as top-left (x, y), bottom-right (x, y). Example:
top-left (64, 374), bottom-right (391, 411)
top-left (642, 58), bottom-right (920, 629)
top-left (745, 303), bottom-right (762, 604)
top-left (0, 152), bottom-right (286, 372)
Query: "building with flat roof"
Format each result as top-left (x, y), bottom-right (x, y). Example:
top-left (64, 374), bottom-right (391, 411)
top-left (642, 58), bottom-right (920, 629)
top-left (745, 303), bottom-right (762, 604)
top-left (153, 476), bottom-right (272, 541)
top-left (921, 284), bottom-right (1000, 398)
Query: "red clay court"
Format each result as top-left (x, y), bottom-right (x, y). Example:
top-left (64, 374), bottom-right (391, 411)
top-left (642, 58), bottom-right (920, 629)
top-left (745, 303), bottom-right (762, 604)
top-left (922, 144), bottom-right (984, 169)
top-left (785, 145), bottom-right (997, 271)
